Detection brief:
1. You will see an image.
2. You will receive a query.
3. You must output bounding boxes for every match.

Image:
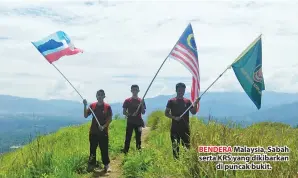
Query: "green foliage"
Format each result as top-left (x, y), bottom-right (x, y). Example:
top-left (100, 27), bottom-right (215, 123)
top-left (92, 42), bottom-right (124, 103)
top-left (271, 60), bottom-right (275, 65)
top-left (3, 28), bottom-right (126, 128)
top-left (0, 118), bottom-right (127, 178)
top-left (122, 149), bottom-right (156, 178)
top-left (1, 111), bottom-right (298, 178)
top-left (123, 111), bottom-right (298, 178)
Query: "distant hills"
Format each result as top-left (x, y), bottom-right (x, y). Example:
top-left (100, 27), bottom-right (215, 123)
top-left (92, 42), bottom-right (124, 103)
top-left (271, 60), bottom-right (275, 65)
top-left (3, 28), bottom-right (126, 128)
top-left (1, 91), bottom-right (298, 124)
top-left (141, 91), bottom-right (298, 127)
top-left (1, 91), bottom-right (298, 153)
top-left (0, 95), bottom-right (82, 116)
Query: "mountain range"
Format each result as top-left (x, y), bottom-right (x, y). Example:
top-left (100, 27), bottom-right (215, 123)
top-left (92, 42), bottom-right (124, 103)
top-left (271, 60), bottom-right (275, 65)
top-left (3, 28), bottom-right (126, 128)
top-left (1, 91), bottom-right (298, 153)
top-left (1, 91), bottom-right (298, 123)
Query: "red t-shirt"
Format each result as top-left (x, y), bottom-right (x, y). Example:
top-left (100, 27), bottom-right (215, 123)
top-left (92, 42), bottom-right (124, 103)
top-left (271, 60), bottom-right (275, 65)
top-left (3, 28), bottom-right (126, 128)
top-left (166, 97), bottom-right (193, 131)
top-left (123, 97), bottom-right (146, 126)
top-left (87, 102), bottom-right (112, 134)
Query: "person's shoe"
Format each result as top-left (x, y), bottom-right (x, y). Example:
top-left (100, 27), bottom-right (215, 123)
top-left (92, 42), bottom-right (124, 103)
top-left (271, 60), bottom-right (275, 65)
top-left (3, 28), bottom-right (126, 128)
top-left (121, 148), bottom-right (128, 154)
top-left (95, 161), bottom-right (101, 168)
top-left (87, 163), bottom-right (96, 172)
top-left (104, 164), bottom-right (112, 173)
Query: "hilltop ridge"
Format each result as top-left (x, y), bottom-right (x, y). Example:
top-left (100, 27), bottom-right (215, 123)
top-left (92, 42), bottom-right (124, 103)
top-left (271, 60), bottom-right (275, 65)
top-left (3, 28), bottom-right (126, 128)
top-left (1, 111), bottom-right (297, 177)
top-left (1, 91), bottom-right (298, 153)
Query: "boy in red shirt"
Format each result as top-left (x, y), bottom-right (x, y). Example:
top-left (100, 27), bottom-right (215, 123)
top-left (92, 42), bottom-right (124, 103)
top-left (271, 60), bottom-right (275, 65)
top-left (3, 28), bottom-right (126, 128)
top-left (83, 89), bottom-right (112, 172)
top-left (122, 84), bottom-right (146, 154)
top-left (165, 83), bottom-right (199, 159)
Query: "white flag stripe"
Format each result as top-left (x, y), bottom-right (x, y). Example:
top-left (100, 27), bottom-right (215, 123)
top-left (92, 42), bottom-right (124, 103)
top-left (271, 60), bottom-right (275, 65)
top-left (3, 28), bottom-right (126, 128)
top-left (175, 44), bottom-right (199, 68)
top-left (169, 53), bottom-right (199, 82)
top-left (171, 49), bottom-right (199, 78)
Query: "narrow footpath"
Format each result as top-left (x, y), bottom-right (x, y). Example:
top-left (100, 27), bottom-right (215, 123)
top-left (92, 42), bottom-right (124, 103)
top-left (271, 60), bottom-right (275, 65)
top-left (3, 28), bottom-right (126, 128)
top-left (91, 127), bottom-right (151, 178)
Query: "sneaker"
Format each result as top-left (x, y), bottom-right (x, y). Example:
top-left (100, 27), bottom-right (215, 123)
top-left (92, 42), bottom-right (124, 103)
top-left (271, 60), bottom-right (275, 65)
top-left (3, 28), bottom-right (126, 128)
top-left (87, 164), bottom-right (96, 172)
top-left (138, 127), bottom-right (142, 132)
top-left (121, 148), bottom-right (128, 154)
top-left (104, 165), bottom-right (112, 173)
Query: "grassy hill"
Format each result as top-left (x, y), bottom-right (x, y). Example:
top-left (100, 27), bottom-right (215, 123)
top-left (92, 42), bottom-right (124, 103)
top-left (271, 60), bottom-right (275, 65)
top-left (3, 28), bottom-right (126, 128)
top-left (0, 116), bottom-right (127, 178)
top-left (2, 91), bottom-right (298, 154)
top-left (1, 111), bottom-right (298, 177)
top-left (121, 112), bottom-right (298, 177)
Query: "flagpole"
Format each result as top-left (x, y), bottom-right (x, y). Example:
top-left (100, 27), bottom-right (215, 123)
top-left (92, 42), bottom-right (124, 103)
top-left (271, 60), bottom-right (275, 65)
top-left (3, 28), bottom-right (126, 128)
top-left (140, 43), bottom-right (176, 99)
top-left (179, 34), bottom-right (262, 118)
top-left (51, 63), bottom-right (84, 99)
top-left (133, 29), bottom-right (184, 115)
top-left (51, 63), bottom-right (102, 129)
top-left (179, 65), bottom-right (232, 117)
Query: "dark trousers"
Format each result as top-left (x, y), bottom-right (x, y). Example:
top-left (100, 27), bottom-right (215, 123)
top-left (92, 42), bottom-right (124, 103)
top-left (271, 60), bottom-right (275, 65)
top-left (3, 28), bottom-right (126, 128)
top-left (123, 122), bottom-right (142, 153)
top-left (170, 128), bottom-right (190, 159)
top-left (88, 132), bottom-right (110, 166)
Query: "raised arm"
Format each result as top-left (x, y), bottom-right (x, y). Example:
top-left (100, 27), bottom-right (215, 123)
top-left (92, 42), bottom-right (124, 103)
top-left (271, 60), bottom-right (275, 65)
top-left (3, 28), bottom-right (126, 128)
top-left (83, 99), bottom-right (91, 118)
top-left (190, 99), bottom-right (199, 115)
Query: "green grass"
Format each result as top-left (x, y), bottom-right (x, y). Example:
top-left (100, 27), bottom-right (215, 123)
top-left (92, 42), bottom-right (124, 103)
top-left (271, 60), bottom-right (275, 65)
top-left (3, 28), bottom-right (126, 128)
top-left (122, 110), bottom-right (298, 178)
top-left (0, 117), bottom-right (128, 178)
top-left (1, 111), bottom-right (298, 178)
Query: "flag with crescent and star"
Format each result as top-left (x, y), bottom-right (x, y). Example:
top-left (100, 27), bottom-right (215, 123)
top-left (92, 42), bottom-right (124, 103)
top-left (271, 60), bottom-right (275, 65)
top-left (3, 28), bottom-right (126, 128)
top-left (231, 35), bottom-right (265, 109)
top-left (169, 23), bottom-right (200, 112)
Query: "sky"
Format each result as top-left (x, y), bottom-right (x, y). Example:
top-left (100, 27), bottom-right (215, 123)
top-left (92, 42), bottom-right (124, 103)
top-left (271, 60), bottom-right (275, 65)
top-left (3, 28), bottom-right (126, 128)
top-left (0, 0), bottom-right (297, 104)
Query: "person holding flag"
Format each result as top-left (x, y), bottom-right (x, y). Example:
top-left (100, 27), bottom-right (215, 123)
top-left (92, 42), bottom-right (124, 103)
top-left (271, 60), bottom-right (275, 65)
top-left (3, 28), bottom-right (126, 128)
top-left (32, 31), bottom-right (113, 172)
top-left (164, 23), bottom-right (200, 159)
top-left (165, 83), bottom-right (199, 159)
top-left (122, 84), bottom-right (146, 154)
top-left (83, 89), bottom-right (112, 173)
top-left (130, 23), bottom-right (200, 137)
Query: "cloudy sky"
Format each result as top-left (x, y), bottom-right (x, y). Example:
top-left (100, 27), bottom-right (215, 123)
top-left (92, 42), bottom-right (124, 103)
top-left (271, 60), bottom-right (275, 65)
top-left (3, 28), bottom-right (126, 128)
top-left (0, 0), bottom-right (297, 104)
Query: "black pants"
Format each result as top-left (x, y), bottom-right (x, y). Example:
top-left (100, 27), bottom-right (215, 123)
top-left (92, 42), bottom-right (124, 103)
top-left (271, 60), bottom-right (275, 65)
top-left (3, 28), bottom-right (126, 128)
top-left (170, 129), bottom-right (190, 159)
top-left (123, 122), bottom-right (142, 153)
top-left (89, 132), bottom-right (110, 166)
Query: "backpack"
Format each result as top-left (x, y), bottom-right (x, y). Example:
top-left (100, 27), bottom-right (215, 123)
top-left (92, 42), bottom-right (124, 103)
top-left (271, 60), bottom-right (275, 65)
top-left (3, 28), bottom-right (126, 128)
top-left (89, 102), bottom-right (110, 133)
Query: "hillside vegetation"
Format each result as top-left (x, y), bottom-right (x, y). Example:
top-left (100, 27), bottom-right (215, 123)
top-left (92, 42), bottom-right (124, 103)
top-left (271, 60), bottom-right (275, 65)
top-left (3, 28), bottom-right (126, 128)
top-left (123, 111), bottom-right (298, 177)
top-left (1, 111), bottom-right (298, 177)
top-left (0, 116), bottom-right (127, 178)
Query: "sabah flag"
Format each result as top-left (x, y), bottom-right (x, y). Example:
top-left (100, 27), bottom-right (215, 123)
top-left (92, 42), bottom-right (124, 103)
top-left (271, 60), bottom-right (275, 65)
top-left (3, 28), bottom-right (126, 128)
top-left (32, 31), bottom-right (83, 63)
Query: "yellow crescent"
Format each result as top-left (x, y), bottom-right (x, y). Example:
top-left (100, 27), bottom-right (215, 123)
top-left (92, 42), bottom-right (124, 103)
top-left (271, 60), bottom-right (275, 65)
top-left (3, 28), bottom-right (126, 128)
top-left (187, 34), bottom-right (196, 51)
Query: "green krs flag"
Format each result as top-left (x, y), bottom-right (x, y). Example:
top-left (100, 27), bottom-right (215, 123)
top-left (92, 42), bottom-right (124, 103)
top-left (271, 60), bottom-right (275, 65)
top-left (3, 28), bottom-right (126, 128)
top-left (231, 35), bottom-right (265, 109)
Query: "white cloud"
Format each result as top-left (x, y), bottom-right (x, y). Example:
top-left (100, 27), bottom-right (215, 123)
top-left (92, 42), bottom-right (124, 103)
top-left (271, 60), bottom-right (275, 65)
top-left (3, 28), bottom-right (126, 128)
top-left (0, 0), bottom-right (297, 103)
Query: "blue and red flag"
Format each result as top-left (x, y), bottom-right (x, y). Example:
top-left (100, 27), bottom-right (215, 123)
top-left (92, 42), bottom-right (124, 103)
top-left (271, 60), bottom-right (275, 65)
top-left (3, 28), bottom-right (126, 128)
top-left (32, 31), bottom-right (83, 63)
top-left (169, 23), bottom-right (200, 111)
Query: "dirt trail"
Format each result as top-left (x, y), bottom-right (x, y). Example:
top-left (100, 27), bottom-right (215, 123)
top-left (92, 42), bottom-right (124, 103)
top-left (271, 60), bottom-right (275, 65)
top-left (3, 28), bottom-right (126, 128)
top-left (92, 127), bottom-right (151, 178)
